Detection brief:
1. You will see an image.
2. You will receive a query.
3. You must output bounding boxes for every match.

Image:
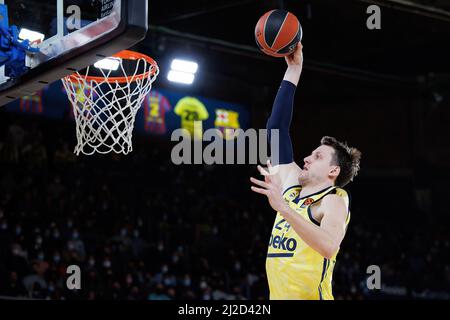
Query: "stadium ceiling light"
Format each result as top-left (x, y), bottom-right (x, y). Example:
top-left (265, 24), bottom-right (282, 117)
top-left (94, 57), bottom-right (122, 71)
top-left (170, 59), bottom-right (198, 74)
top-left (18, 28), bottom-right (45, 43)
top-left (168, 58), bottom-right (198, 84)
top-left (167, 70), bottom-right (195, 85)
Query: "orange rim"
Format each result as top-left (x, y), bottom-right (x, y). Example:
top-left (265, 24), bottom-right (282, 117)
top-left (65, 50), bottom-right (158, 84)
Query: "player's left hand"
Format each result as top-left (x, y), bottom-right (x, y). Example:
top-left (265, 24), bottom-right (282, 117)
top-left (251, 160), bottom-right (289, 213)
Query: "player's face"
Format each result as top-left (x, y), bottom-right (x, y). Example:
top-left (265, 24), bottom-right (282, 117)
top-left (298, 145), bottom-right (339, 185)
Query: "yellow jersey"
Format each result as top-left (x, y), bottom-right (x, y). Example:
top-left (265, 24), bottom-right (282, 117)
top-left (266, 185), bottom-right (350, 300)
top-left (174, 97), bottom-right (209, 140)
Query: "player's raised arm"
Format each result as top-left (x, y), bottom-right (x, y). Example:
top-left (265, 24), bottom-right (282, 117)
top-left (284, 42), bottom-right (304, 86)
top-left (266, 43), bottom-right (304, 191)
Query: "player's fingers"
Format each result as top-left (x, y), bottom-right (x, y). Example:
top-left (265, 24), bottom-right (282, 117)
top-left (251, 186), bottom-right (269, 196)
top-left (266, 160), bottom-right (282, 176)
top-left (250, 177), bottom-right (270, 189)
top-left (257, 165), bottom-right (270, 177)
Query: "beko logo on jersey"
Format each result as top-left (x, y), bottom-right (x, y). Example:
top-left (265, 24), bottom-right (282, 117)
top-left (269, 234), bottom-right (297, 251)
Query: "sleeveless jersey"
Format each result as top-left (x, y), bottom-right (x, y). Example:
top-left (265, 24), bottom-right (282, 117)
top-left (266, 185), bottom-right (350, 300)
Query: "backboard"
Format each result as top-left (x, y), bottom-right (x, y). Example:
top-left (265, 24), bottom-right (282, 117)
top-left (0, 0), bottom-right (148, 106)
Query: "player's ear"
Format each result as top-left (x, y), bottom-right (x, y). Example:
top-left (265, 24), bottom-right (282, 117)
top-left (329, 166), bottom-right (340, 179)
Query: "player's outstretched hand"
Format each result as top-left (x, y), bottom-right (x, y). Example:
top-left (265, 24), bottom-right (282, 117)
top-left (250, 160), bottom-right (289, 213)
top-left (285, 42), bottom-right (303, 67)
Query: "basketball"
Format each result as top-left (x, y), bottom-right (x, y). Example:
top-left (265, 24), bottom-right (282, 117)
top-left (255, 9), bottom-right (302, 57)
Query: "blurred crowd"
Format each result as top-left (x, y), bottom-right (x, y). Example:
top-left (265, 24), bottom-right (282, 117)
top-left (0, 113), bottom-right (449, 300)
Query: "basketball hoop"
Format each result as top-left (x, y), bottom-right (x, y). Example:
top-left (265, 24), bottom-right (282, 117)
top-left (62, 50), bottom-right (159, 155)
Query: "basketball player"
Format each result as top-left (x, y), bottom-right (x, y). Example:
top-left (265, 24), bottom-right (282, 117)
top-left (250, 43), bottom-right (361, 300)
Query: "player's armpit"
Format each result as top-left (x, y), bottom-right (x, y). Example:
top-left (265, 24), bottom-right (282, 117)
top-left (316, 195), bottom-right (348, 257)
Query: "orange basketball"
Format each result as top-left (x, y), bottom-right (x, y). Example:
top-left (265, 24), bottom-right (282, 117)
top-left (255, 9), bottom-right (302, 58)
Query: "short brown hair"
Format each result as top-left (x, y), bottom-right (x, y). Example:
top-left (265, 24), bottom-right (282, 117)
top-left (321, 136), bottom-right (361, 187)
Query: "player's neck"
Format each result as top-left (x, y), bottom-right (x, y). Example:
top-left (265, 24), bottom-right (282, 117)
top-left (300, 181), bottom-right (334, 199)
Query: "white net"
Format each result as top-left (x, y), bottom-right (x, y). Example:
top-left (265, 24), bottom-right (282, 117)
top-left (62, 51), bottom-right (159, 155)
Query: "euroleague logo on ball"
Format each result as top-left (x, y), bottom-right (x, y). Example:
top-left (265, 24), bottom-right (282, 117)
top-left (288, 43), bottom-right (297, 52)
top-left (255, 9), bottom-right (302, 57)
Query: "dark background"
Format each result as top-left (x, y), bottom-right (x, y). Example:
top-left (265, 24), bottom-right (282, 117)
top-left (0, 0), bottom-right (449, 300)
